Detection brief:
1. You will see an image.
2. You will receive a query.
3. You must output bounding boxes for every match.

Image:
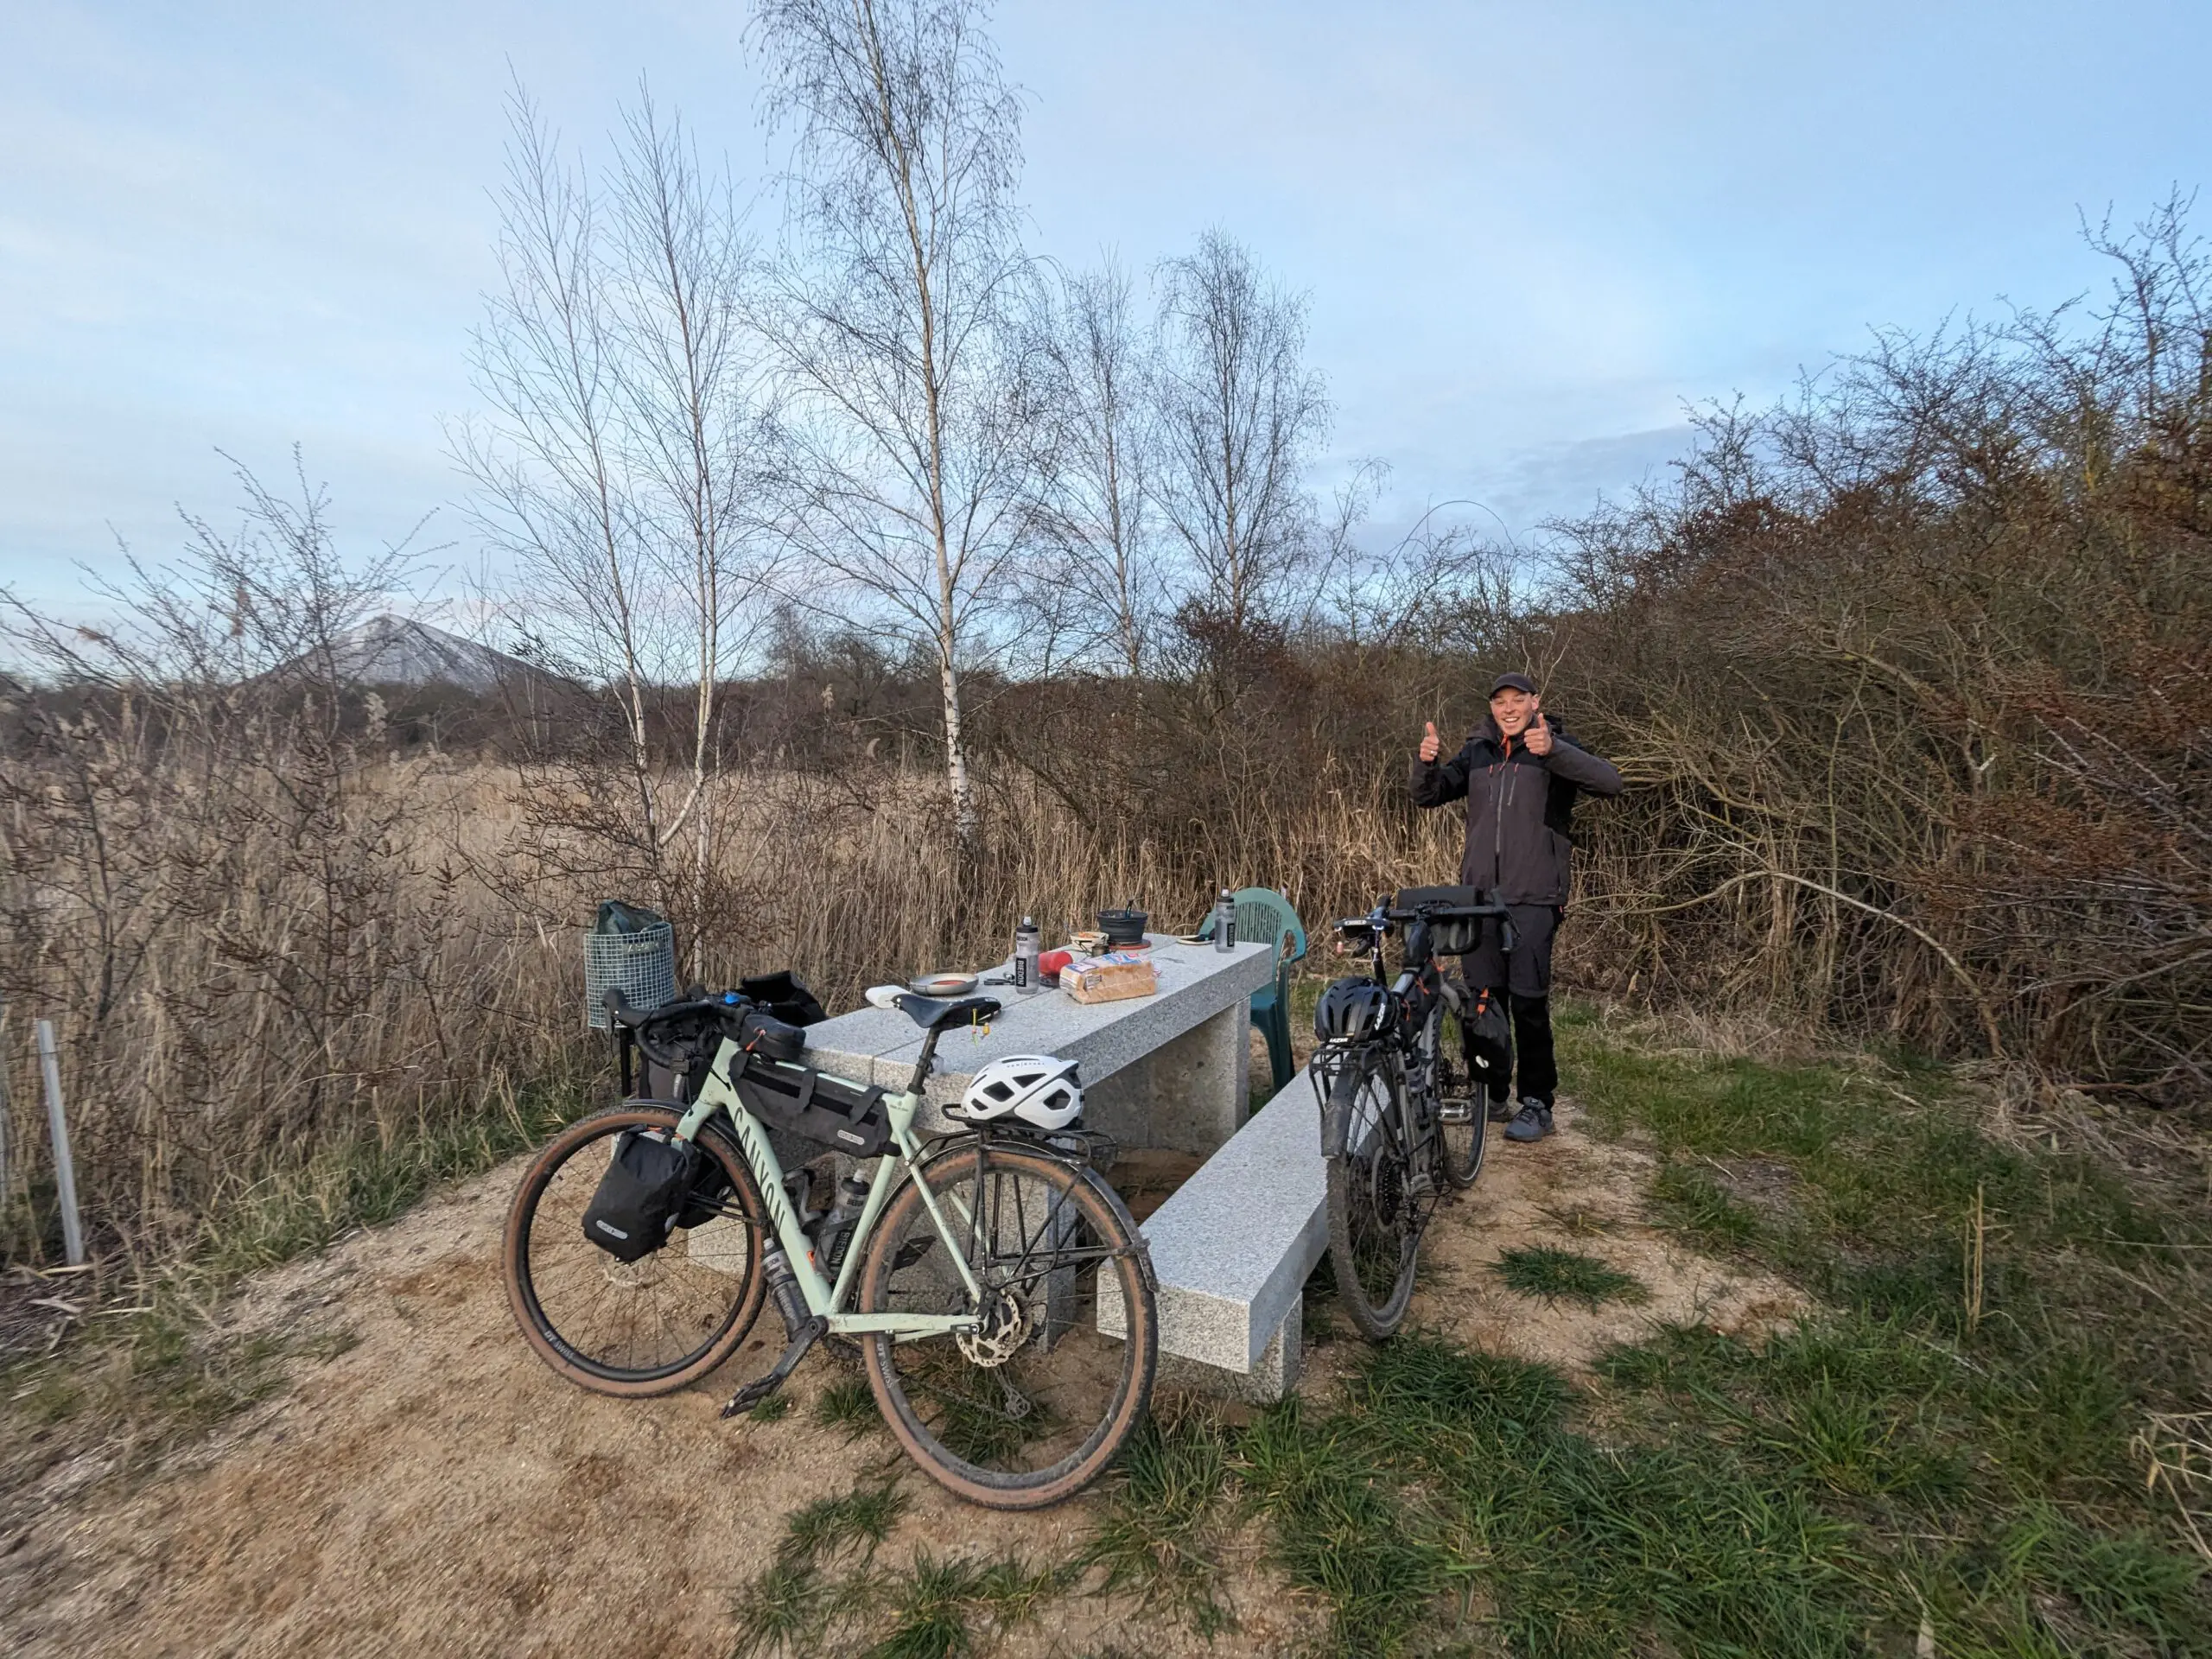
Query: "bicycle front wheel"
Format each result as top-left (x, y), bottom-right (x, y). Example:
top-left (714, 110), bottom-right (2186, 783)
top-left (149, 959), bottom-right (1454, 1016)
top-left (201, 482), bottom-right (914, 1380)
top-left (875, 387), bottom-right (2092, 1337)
top-left (503, 1103), bottom-right (767, 1396)
top-left (1325, 1049), bottom-right (1421, 1339)
top-left (858, 1140), bottom-right (1157, 1510)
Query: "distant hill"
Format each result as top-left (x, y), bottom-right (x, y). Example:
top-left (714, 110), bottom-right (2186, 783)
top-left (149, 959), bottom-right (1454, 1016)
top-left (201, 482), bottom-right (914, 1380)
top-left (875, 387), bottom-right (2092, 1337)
top-left (291, 615), bottom-right (556, 693)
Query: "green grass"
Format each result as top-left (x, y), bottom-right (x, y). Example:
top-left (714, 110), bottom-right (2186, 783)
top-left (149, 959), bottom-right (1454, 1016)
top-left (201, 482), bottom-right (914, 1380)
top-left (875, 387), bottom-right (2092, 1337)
top-left (782, 1482), bottom-right (908, 1567)
top-left (731, 1475), bottom-right (1062, 1659)
top-left (1492, 1245), bottom-right (1650, 1310)
top-left (1055, 1011), bottom-right (2211, 1656)
top-left (199, 1064), bottom-right (600, 1280)
top-left (1081, 1406), bottom-right (1239, 1634)
top-left (863, 1553), bottom-right (1065, 1658)
top-left (812, 1374), bottom-right (882, 1439)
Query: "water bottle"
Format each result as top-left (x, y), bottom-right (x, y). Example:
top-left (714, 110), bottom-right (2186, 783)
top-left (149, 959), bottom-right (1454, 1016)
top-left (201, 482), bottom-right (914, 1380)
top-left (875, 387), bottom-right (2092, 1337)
top-left (1014, 915), bottom-right (1041, 990)
top-left (814, 1173), bottom-right (870, 1274)
top-left (1213, 889), bottom-right (1236, 952)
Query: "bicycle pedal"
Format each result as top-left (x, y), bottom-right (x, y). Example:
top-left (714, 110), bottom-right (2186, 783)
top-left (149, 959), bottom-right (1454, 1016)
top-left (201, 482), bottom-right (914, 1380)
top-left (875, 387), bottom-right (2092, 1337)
top-left (1439, 1098), bottom-right (1474, 1124)
top-left (720, 1314), bottom-right (828, 1418)
top-left (1406, 1170), bottom-right (1437, 1205)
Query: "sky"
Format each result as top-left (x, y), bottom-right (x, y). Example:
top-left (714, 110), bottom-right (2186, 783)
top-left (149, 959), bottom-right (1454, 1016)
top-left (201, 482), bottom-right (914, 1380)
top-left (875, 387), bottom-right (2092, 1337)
top-left (3, 0), bottom-right (2207, 614)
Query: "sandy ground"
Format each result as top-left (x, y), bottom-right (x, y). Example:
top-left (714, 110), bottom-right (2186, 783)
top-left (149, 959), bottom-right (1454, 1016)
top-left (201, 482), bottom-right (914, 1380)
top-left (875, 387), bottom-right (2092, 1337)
top-left (0, 1099), bottom-right (1802, 1658)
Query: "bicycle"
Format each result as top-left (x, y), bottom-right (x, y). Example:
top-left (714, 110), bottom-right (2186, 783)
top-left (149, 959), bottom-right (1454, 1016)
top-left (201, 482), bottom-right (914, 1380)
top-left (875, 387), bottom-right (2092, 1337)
top-left (1311, 886), bottom-right (1510, 1338)
top-left (502, 985), bottom-right (1159, 1510)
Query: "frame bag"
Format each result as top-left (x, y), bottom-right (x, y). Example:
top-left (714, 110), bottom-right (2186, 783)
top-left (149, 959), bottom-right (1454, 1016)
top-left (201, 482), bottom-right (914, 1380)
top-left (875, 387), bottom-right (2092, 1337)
top-left (732, 1054), bottom-right (892, 1158)
top-left (582, 1127), bottom-right (703, 1262)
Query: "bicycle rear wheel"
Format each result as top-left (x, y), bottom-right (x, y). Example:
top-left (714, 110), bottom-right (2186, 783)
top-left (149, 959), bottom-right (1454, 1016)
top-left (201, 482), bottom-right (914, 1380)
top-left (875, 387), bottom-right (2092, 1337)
top-left (858, 1140), bottom-right (1156, 1510)
top-left (1325, 1049), bottom-right (1421, 1339)
top-left (503, 1103), bottom-right (767, 1396)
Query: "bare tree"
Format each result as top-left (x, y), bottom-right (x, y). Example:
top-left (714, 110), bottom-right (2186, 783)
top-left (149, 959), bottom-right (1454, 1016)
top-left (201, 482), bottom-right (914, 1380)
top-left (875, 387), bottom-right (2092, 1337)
top-left (1153, 229), bottom-right (1332, 645)
top-left (454, 85), bottom-right (775, 941)
top-left (749, 0), bottom-right (1037, 849)
top-left (1029, 256), bottom-right (1160, 677)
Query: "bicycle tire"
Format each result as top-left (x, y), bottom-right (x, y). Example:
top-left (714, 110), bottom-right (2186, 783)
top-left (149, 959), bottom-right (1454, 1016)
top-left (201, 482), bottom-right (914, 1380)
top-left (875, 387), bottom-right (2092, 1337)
top-left (1325, 1048), bottom-right (1421, 1340)
top-left (858, 1141), bottom-right (1157, 1510)
top-left (503, 1102), bottom-right (768, 1396)
top-left (1428, 1003), bottom-right (1489, 1191)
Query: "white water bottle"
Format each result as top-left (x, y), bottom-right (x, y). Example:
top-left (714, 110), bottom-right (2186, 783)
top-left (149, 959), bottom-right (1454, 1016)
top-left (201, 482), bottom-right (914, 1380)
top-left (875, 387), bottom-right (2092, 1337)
top-left (1014, 916), bottom-right (1041, 990)
top-left (1213, 889), bottom-right (1236, 952)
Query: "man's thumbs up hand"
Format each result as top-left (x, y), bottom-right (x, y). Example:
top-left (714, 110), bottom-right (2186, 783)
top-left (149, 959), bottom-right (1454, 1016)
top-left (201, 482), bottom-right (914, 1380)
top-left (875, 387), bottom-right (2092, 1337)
top-left (1525, 710), bottom-right (1554, 756)
top-left (1419, 721), bottom-right (1442, 764)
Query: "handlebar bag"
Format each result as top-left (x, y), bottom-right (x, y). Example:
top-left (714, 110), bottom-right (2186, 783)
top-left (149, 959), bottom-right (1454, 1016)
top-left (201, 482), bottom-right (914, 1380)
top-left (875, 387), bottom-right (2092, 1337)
top-left (732, 1056), bottom-right (892, 1158)
top-left (1395, 885), bottom-right (1491, 956)
top-left (582, 1126), bottom-right (703, 1262)
top-left (738, 970), bottom-right (830, 1028)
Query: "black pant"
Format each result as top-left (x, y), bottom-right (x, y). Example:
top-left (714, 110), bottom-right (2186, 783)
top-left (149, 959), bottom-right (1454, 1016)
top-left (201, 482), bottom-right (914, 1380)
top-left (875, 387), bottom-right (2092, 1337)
top-left (1459, 905), bottom-right (1560, 1108)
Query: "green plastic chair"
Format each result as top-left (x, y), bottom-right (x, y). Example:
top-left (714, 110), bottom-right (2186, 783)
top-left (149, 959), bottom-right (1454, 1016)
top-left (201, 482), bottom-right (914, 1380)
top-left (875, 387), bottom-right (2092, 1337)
top-left (1196, 887), bottom-right (1308, 1096)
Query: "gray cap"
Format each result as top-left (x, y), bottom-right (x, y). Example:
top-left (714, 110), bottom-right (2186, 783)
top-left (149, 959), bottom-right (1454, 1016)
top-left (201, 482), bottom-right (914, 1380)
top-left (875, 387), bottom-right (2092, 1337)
top-left (1488, 671), bottom-right (1538, 697)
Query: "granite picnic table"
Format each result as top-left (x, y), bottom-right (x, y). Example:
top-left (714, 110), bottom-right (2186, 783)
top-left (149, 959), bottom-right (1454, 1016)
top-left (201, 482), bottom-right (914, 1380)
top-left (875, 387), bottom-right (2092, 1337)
top-left (799, 933), bottom-right (1275, 1153)
top-left (797, 932), bottom-right (1326, 1402)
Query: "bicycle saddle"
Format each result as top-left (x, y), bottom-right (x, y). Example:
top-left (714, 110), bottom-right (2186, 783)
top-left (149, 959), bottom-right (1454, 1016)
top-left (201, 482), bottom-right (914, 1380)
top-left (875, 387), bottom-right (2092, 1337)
top-left (893, 993), bottom-right (1002, 1031)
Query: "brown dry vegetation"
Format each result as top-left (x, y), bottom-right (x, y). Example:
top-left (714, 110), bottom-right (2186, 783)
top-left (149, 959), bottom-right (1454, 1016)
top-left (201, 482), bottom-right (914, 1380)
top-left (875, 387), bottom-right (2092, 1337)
top-left (3, 203), bottom-right (2209, 1282)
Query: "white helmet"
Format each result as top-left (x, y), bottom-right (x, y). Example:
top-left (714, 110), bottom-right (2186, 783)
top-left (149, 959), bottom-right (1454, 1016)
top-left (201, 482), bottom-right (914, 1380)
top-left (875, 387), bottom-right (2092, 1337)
top-left (958, 1054), bottom-right (1083, 1130)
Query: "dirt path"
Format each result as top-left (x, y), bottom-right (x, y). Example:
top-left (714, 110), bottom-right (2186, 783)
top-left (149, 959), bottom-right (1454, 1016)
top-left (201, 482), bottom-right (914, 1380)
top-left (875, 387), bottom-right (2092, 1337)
top-left (0, 1102), bottom-right (1801, 1658)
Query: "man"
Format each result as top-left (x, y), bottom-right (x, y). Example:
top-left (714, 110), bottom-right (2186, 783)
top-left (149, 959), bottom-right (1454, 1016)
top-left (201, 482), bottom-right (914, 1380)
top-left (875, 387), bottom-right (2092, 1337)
top-left (1411, 672), bottom-right (1622, 1142)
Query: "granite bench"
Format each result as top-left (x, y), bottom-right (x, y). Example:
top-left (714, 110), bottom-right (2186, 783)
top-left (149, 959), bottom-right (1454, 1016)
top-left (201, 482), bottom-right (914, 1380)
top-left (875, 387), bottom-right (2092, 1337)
top-left (1096, 1070), bottom-right (1327, 1402)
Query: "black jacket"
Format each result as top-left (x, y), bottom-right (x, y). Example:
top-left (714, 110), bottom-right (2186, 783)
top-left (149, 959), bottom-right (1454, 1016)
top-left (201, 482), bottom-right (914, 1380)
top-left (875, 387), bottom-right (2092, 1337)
top-left (1409, 716), bottom-right (1623, 906)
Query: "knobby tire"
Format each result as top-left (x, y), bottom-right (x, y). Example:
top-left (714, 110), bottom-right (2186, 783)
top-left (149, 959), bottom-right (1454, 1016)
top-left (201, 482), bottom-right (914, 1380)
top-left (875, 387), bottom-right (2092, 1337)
top-left (502, 1102), bottom-right (768, 1396)
top-left (1325, 1048), bottom-right (1422, 1340)
top-left (858, 1141), bottom-right (1157, 1510)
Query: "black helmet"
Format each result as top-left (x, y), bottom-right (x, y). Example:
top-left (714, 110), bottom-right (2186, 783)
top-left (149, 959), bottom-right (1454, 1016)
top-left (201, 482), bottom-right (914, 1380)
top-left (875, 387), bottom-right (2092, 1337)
top-left (1315, 976), bottom-right (1390, 1042)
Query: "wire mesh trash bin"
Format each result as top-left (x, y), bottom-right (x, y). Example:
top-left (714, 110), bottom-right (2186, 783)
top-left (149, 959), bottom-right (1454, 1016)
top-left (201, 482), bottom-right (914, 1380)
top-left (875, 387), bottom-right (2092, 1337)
top-left (584, 900), bottom-right (677, 1030)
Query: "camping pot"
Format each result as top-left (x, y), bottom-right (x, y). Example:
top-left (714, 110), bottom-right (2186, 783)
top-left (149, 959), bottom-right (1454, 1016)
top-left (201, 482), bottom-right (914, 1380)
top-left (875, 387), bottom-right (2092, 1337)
top-left (1096, 908), bottom-right (1148, 948)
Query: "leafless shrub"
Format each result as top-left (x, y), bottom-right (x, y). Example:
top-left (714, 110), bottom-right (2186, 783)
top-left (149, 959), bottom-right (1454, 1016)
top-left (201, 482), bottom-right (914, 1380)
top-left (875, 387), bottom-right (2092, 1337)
top-left (0, 461), bottom-right (572, 1264)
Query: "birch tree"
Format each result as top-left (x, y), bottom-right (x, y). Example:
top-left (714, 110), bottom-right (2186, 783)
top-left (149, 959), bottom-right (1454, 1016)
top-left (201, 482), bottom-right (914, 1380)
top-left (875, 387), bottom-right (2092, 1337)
top-left (1154, 230), bottom-right (1331, 645)
top-left (750, 0), bottom-right (1036, 849)
top-left (1031, 256), bottom-right (1161, 677)
top-left (455, 86), bottom-right (774, 944)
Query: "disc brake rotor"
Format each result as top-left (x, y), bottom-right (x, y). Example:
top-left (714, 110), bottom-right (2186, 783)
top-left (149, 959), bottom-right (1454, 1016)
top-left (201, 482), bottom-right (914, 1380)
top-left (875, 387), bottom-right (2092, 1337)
top-left (955, 1287), bottom-right (1034, 1368)
top-left (601, 1255), bottom-right (670, 1291)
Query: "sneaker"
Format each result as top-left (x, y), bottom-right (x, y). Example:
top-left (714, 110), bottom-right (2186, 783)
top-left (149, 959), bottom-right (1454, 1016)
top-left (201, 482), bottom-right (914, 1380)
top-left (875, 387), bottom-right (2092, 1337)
top-left (1486, 1095), bottom-right (1514, 1123)
top-left (1503, 1099), bottom-right (1554, 1142)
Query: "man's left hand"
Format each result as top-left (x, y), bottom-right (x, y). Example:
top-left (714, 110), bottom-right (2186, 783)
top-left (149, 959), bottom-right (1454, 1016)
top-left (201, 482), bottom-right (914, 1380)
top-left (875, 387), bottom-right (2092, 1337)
top-left (1525, 712), bottom-right (1554, 756)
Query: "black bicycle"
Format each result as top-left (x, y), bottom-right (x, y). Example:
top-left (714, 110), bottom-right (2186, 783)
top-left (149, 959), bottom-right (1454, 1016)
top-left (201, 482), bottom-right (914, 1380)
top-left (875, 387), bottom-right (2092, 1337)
top-left (1311, 886), bottom-right (1511, 1338)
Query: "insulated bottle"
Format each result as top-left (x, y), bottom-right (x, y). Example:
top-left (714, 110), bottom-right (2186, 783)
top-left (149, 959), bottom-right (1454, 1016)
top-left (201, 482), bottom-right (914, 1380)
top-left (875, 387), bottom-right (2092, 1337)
top-left (1014, 916), bottom-right (1041, 990)
top-left (1214, 889), bottom-right (1236, 951)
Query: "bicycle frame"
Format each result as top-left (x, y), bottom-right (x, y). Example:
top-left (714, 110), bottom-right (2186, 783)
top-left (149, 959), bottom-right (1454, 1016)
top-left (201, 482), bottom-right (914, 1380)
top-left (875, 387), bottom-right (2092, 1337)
top-left (670, 1037), bottom-right (986, 1339)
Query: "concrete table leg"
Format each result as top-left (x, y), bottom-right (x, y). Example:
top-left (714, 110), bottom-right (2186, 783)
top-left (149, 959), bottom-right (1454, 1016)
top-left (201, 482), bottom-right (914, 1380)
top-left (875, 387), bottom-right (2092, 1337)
top-left (1151, 1303), bottom-right (1302, 1404)
top-left (1081, 999), bottom-right (1249, 1156)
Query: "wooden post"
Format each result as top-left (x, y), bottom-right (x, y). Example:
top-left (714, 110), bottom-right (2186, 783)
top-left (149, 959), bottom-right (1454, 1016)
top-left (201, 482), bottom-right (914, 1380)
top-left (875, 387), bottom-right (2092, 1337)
top-left (35, 1020), bottom-right (85, 1267)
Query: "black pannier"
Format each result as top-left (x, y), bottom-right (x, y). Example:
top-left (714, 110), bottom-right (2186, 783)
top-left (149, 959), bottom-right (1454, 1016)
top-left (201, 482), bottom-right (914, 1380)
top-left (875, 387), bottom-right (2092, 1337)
top-left (582, 1127), bottom-right (703, 1262)
top-left (733, 1055), bottom-right (892, 1159)
top-left (1396, 885), bottom-right (1491, 956)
